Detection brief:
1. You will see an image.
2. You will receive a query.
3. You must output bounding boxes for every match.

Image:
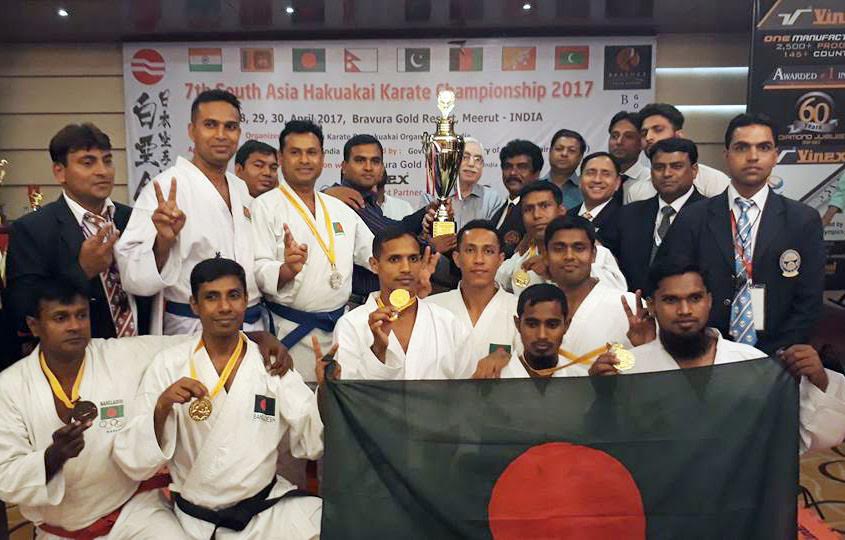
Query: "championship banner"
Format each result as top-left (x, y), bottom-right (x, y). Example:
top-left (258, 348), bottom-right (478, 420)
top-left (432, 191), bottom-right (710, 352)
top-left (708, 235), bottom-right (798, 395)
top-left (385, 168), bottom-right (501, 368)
top-left (122, 37), bottom-right (655, 204)
top-left (748, 0), bottom-right (845, 243)
top-left (320, 360), bottom-right (798, 539)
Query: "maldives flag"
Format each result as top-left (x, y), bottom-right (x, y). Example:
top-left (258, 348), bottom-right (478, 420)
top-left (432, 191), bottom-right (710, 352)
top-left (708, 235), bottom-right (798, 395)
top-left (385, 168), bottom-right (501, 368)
top-left (449, 47), bottom-right (483, 72)
top-left (320, 359), bottom-right (798, 539)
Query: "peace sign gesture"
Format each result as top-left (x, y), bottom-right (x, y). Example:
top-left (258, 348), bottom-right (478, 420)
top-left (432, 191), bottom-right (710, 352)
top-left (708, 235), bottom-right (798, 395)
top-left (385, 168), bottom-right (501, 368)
top-left (312, 335), bottom-right (341, 385)
top-left (623, 290), bottom-right (656, 347)
top-left (152, 177), bottom-right (186, 242)
top-left (416, 245), bottom-right (441, 299)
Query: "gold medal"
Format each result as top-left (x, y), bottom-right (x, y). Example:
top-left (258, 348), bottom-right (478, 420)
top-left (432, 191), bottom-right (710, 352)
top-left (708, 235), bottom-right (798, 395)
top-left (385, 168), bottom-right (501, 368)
top-left (377, 289), bottom-right (416, 321)
top-left (512, 269), bottom-right (531, 288)
top-left (188, 397), bottom-right (213, 421)
top-left (610, 343), bottom-right (636, 371)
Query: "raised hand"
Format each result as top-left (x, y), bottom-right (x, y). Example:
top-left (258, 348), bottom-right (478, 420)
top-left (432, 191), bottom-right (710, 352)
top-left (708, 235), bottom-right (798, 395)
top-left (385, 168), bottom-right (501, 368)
top-left (623, 290), bottom-right (656, 347)
top-left (313, 335), bottom-right (341, 385)
top-left (416, 245), bottom-right (441, 299)
top-left (152, 177), bottom-right (186, 243)
top-left (368, 304), bottom-right (395, 363)
top-left (282, 224), bottom-right (308, 276)
top-left (777, 344), bottom-right (829, 392)
top-left (156, 377), bottom-right (208, 413)
top-left (429, 233), bottom-right (457, 255)
top-left (522, 254), bottom-right (548, 279)
top-left (324, 186), bottom-right (365, 210)
top-left (44, 419), bottom-right (91, 480)
top-left (471, 347), bottom-right (511, 379)
top-left (78, 223), bottom-right (120, 278)
top-left (588, 351), bottom-right (620, 376)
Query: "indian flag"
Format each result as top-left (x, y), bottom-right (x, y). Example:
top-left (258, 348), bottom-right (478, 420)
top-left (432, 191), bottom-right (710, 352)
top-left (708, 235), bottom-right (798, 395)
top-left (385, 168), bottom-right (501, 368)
top-left (189, 47), bottom-right (223, 72)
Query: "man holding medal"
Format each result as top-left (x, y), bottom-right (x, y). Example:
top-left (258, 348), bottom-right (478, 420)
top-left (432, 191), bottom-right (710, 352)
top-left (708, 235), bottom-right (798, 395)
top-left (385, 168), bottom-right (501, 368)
top-left (114, 258), bottom-right (323, 540)
top-left (333, 227), bottom-right (474, 380)
top-left (0, 281), bottom-right (188, 538)
top-left (251, 119), bottom-right (374, 382)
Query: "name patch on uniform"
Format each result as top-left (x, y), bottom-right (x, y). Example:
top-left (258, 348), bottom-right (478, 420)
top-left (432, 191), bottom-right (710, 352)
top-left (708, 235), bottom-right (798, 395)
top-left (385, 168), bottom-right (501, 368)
top-left (489, 344), bottom-right (512, 355)
top-left (254, 394), bottom-right (276, 422)
top-left (99, 400), bottom-right (126, 432)
top-left (332, 222), bottom-right (345, 235)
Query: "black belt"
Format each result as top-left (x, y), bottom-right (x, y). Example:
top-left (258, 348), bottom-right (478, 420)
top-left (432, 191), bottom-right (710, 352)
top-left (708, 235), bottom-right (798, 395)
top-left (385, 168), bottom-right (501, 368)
top-left (173, 478), bottom-right (310, 538)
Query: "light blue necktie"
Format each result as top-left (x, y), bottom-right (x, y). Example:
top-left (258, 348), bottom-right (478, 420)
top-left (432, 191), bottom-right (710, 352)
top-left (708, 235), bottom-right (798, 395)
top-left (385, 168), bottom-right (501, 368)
top-left (729, 198), bottom-right (758, 345)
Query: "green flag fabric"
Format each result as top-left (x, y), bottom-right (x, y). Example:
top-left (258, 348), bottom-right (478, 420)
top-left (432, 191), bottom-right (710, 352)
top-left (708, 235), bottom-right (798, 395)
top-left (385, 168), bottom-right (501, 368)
top-left (320, 358), bottom-right (799, 539)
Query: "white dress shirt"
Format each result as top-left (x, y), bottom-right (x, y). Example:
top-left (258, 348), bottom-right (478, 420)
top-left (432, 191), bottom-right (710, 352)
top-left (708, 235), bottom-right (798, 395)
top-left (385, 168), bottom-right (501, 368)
top-left (580, 199), bottom-right (612, 221)
top-left (653, 186), bottom-right (695, 248)
top-left (621, 161), bottom-right (652, 204)
top-left (728, 184), bottom-right (769, 258)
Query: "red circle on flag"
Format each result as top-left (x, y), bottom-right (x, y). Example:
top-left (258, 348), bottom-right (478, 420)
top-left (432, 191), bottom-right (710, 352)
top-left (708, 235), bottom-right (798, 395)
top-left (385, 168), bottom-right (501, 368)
top-left (488, 442), bottom-right (646, 539)
top-left (131, 49), bottom-right (166, 85)
top-left (260, 399), bottom-right (267, 411)
top-left (107, 408), bottom-right (117, 418)
top-left (301, 52), bottom-right (317, 69)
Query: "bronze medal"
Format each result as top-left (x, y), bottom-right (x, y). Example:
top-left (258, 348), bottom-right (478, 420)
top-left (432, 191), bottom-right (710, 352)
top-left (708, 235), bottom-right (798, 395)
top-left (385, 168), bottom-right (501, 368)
top-left (189, 397), bottom-right (213, 421)
top-left (71, 400), bottom-right (98, 423)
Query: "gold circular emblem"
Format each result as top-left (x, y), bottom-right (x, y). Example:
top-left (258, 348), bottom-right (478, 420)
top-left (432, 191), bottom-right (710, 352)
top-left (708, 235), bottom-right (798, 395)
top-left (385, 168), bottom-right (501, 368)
top-left (512, 269), bottom-right (531, 288)
top-left (389, 288), bottom-right (412, 310)
top-left (189, 397), bottom-right (213, 421)
top-left (610, 344), bottom-right (636, 371)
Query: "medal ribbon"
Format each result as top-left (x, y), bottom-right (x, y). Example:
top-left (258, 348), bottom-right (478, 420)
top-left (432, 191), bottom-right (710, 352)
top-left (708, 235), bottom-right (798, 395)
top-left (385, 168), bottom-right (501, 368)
top-left (40, 352), bottom-right (86, 409)
top-left (279, 186), bottom-right (337, 268)
top-left (557, 344), bottom-right (610, 369)
top-left (519, 355), bottom-right (572, 378)
top-left (189, 333), bottom-right (246, 402)
top-left (376, 294), bottom-right (417, 315)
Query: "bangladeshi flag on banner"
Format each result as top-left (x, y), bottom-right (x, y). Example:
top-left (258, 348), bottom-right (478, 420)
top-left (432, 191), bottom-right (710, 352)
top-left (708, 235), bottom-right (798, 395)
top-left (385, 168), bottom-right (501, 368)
top-left (320, 359), bottom-right (799, 539)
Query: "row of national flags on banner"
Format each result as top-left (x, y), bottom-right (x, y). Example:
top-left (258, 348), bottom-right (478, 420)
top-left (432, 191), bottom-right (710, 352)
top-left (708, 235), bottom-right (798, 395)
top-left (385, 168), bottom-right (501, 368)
top-left (184, 46), bottom-right (591, 74)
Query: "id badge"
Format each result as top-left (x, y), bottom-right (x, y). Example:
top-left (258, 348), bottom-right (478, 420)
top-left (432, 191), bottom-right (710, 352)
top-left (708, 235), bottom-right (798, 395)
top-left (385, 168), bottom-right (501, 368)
top-left (750, 284), bottom-right (766, 331)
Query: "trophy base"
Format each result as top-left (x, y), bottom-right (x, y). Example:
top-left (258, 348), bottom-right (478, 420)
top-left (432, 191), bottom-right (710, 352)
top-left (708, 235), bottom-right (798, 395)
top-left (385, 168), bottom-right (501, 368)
top-left (432, 220), bottom-right (456, 237)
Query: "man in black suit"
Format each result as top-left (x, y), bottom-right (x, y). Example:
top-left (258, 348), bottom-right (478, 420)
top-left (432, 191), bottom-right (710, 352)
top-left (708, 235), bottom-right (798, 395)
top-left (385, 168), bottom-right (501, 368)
top-left (567, 151), bottom-right (621, 245)
top-left (4, 124), bottom-right (151, 352)
top-left (605, 138), bottom-right (706, 293)
top-left (657, 114), bottom-right (825, 354)
top-left (491, 139), bottom-right (543, 258)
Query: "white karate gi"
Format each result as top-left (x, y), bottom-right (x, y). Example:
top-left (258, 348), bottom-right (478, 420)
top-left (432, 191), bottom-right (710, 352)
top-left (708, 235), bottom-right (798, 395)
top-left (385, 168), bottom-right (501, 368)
top-left (0, 336), bottom-right (188, 539)
top-left (334, 292), bottom-right (473, 380)
top-left (251, 182), bottom-right (374, 381)
top-left (626, 329), bottom-right (845, 454)
top-left (115, 157), bottom-right (264, 335)
top-left (380, 194), bottom-right (414, 220)
top-left (113, 337), bottom-right (323, 540)
top-left (425, 286), bottom-right (520, 368)
top-left (495, 245), bottom-right (628, 296)
top-left (624, 163), bottom-right (730, 203)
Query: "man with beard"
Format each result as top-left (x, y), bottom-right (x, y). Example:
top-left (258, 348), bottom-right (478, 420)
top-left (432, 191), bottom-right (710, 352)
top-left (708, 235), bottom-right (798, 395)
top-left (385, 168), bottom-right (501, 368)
top-left (540, 128), bottom-right (586, 209)
top-left (589, 258), bottom-right (845, 453)
top-left (234, 140), bottom-right (279, 199)
top-left (625, 103), bottom-right (730, 203)
top-left (491, 140), bottom-right (543, 257)
top-left (496, 183), bottom-right (627, 296)
top-left (608, 111), bottom-right (650, 204)
top-left (116, 90), bottom-right (265, 335)
top-left (567, 151), bottom-right (622, 243)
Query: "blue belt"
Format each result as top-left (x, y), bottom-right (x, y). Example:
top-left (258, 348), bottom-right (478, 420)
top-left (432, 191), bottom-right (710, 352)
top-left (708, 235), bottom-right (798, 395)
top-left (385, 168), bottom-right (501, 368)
top-left (265, 302), bottom-right (345, 349)
top-left (165, 301), bottom-right (265, 325)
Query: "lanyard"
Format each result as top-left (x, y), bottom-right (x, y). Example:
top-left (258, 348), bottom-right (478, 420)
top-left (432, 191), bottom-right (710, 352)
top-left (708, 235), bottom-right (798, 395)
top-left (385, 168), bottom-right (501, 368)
top-left (189, 333), bottom-right (246, 401)
top-left (279, 186), bottom-right (337, 268)
top-left (557, 344), bottom-right (609, 369)
top-left (40, 352), bottom-right (86, 409)
top-left (519, 355), bottom-right (571, 378)
top-left (729, 210), bottom-right (754, 281)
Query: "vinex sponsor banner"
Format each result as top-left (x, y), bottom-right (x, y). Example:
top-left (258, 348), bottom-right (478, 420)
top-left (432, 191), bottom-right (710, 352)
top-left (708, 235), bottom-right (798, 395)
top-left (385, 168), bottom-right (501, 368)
top-left (123, 37), bottom-right (655, 204)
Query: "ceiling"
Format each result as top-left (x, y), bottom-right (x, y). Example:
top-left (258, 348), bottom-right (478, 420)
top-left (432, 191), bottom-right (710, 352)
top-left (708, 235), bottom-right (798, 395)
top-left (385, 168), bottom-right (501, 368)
top-left (0, 0), bottom-right (757, 43)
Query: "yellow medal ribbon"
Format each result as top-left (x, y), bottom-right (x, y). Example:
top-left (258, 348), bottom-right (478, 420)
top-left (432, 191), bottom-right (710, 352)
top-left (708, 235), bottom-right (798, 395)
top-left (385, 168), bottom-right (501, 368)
top-left (189, 333), bottom-right (246, 402)
top-left (39, 351), bottom-right (86, 409)
top-left (557, 344), bottom-right (611, 370)
top-left (376, 290), bottom-right (417, 321)
top-left (279, 185), bottom-right (337, 269)
top-left (519, 355), bottom-right (571, 378)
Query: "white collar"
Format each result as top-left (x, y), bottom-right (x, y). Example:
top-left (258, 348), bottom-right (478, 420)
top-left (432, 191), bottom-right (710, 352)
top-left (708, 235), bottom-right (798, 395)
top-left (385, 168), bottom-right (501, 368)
top-left (658, 186), bottom-right (695, 214)
top-left (63, 191), bottom-right (115, 227)
top-left (727, 183), bottom-right (769, 213)
top-left (623, 160), bottom-right (645, 178)
top-left (582, 198), bottom-right (611, 217)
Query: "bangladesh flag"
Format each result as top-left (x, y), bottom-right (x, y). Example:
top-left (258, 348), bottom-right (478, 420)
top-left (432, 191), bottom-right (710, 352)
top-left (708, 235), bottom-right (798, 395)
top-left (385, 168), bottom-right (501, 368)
top-left (293, 48), bottom-right (326, 72)
top-left (450, 47), bottom-right (483, 72)
top-left (320, 359), bottom-right (798, 539)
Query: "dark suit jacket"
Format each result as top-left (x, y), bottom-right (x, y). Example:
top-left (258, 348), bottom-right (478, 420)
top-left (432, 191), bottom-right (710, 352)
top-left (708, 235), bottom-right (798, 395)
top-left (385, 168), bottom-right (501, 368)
top-left (568, 199), bottom-right (621, 245)
top-left (656, 190), bottom-right (825, 354)
top-left (606, 188), bottom-right (706, 293)
top-left (4, 196), bottom-right (152, 342)
top-left (491, 200), bottom-right (525, 259)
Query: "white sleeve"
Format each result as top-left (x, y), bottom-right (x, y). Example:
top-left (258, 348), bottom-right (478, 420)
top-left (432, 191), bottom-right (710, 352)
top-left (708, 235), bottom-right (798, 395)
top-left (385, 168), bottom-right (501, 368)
top-left (114, 181), bottom-right (181, 296)
top-left (112, 353), bottom-right (177, 481)
top-left (0, 373), bottom-right (65, 507)
top-left (799, 370), bottom-right (845, 454)
top-left (250, 195), bottom-right (304, 301)
top-left (351, 212), bottom-right (375, 269)
top-left (276, 370), bottom-right (324, 460)
top-left (593, 247), bottom-right (628, 291)
top-left (495, 255), bottom-right (517, 293)
top-left (334, 313), bottom-right (401, 380)
top-left (696, 166), bottom-right (731, 198)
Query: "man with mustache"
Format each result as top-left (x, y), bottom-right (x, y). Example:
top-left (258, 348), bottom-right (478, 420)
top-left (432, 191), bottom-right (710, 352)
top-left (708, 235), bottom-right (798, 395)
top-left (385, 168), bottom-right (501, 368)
top-left (590, 258), bottom-right (845, 454)
top-left (539, 128), bottom-right (586, 209)
top-left (657, 113), bottom-right (825, 355)
top-left (491, 140), bottom-right (544, 258)
top-left (234, 140), bottom-right (279, 199)
top-left (608, 111), bottom-right (650, 205)
top-left (567, 151), bottom-right (622, 244)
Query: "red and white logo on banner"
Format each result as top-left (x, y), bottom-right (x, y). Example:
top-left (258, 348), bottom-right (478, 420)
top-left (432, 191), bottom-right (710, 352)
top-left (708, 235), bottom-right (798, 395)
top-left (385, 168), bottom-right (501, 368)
top-left (131, 49), bottom-right (165, 85)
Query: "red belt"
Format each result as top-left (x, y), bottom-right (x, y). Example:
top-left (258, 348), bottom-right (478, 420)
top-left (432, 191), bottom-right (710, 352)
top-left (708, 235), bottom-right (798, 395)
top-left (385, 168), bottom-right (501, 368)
top-left (38, 474), bottom-right (171, 540)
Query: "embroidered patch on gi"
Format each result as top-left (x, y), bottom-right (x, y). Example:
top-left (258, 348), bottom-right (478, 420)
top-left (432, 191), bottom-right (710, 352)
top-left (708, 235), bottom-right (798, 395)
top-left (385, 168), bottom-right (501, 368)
top-left (332, 222), bottom-right (345, 235)
top-left (99, 400), bottom-right (126, 432)
top-left (489, 344), bottom-right (512, 355)
top-left (254, 395), bottom-right (276, 422)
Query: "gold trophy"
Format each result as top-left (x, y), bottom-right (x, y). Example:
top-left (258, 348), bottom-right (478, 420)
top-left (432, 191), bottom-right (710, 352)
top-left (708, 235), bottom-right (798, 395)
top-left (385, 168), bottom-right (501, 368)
top-left (27, 184), bottom-right (43, 212)
top-left (422, 90), bottom-right (465, 237)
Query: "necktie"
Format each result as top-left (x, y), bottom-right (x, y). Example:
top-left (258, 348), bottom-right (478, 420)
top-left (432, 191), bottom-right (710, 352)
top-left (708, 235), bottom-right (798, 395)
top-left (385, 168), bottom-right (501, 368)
top-left (82, 212), bottom-right (137, 337)
top-left (729, 198), bottom-right (757, 345)
top-left (496, 201), bottom-right (514, 229)
top-left (650, 206), bottom-right (676, 262)
top-left (582, 211), bottom-right (593, 221)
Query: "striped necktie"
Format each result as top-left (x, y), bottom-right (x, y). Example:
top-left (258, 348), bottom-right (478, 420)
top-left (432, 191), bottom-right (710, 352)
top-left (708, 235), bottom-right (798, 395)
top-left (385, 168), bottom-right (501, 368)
top-left (729, 198), bottom-right (757, 345)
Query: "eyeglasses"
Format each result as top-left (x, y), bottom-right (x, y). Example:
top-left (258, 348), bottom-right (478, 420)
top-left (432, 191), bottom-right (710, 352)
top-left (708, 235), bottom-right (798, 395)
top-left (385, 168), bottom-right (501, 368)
top-left (462, 154), bottom-right (484, 165)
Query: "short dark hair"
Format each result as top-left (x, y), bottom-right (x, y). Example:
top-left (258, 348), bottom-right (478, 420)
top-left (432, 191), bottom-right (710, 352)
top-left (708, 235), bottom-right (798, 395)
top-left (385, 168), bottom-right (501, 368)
top-left (190, 258), bottom-right (247, 299)
top-left (608, 110), bottom-right (640, 132)
top-left (724, 113), bottom-right (780, 149)
top-left (517, 283), bottom-right (569, 319)
top-left (646, 256), bottom-right (709, 298)
top-left (26, 280), bottom-right (88, 318)
top-left (647, 137), bottom-right (699, 164)
top-left (279, 119), bottom-right (324, 152)
top-left (235, 140), bottom-right (277, 167)
top-left (549, 128), bottom-right (587, 156)
top-left (372, 226), bottom-right (420, 259)
top-left (457, 219), bottom-right (504, 252)
top-left (580, 151), bottom-right (621, 176)
top-left (500, 139), bottom-right (544, 173)
top-left (343, 134), bottom-right (383, 161)
top-left (518, 181), bottom-right (563, 205)
top-left (543, 214), bottom-right (596, 249)
top-left (190, 89), bottom-right (241, 122)
top-left (49, 123), bottom-right (112, 166)
top-left (639, 103), bottom-right (685, 131)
